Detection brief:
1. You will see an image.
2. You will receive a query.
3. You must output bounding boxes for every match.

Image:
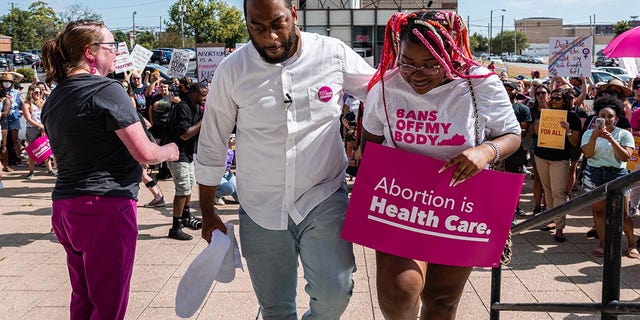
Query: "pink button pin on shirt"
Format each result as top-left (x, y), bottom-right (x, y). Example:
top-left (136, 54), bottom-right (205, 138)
top-left (318, 86), bottom-right (333, 102)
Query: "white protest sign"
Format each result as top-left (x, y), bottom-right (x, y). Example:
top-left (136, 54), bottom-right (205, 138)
top-left (168, 49), bottom-right (190, 77)
top-left (114, 42), bottom-right (133, 74)
top-left (196, 44), bottom-right (226, 83)
top-left (548, 36), bottom-right (592, 77)
top-left (620, 58), bottom-right (639, 78)
top-left (130, 45), bottom-right (153, 76)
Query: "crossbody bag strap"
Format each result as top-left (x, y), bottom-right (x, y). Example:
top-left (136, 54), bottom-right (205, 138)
top-left (467, 77), bottom-right (481, 147)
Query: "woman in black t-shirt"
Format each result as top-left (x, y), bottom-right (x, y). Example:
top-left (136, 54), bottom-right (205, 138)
top-left (40, 20), bottom-right (178, 320)
top-left (533, 88), bottom-right (582, 242)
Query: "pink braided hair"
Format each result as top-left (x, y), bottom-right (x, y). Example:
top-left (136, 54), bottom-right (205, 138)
top-left (368, 10), bottom-right (492, 91)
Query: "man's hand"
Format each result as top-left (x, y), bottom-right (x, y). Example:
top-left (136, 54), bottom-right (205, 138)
top-left (199, 184), bottom-right (227, 243)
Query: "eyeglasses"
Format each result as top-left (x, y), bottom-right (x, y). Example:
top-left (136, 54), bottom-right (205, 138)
top-left (550, 96), bottom-right (563, 101)
top-left (399, 63), bottom-right (442, 76)
top-left (535, 91), bottom-right (548, 96)
top-left (92, 41), bottom-right (119, 53)
top-left (33, 91), bottom-right (41, 94)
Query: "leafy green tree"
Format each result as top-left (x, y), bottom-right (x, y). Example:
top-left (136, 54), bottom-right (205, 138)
top-left (469, 33), bottom-right (488, 54)
top-left (490, 31), bottom-right (527, 55)
top-left (113, 30), bottom-right (129, 44)
top-left (166, 0), bottom-right (248, 48)
top-left (28, 2), bottom-right (62, 48)
top-left (613, 20), bottom-right (631, 36)
top-left (0, 6), bottom-right (33, 51)
top-left (135, 31), bottom-right (157, 49)
top-left (0, 2), bottom-right (63, 51)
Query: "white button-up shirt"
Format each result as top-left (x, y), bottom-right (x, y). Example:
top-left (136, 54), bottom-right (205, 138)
top-left (195, 32), bottom-right (376, 230)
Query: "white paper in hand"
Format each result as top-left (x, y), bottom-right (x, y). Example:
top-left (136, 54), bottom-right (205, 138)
top-left (215, 223), bottom-right (243, 283)
top-left (175, 229), bottom-right (230, 318)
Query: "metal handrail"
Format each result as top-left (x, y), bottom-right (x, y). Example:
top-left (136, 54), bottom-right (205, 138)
top-left (490, 169), bottom-right (640, 320)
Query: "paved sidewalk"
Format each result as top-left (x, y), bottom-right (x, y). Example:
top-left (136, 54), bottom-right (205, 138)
top-left (1, 167), bottom-right (640, 320)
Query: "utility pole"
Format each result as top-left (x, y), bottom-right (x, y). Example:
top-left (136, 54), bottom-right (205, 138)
top-left (514, 19), bottom-right (517, 54)
top-left (132, 11), bottom-right (137, 48)
top-left (180, 0), bottom-right (186, 48)
top-left (500, 14), bottom-right (504, 56)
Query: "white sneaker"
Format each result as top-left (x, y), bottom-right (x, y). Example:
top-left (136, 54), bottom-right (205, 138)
top-left (214, 197), bottom-right (226, 205)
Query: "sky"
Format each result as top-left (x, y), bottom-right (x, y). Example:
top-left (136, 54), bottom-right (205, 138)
top-left (7, 0), bottom-right (639, 32)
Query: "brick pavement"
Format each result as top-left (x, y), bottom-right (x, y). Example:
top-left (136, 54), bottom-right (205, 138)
top-left (1, 166), bottom-right (640, 320)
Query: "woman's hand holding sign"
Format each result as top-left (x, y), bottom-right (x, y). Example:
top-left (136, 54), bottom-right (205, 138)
top-left (439, 134), bottom-right (521, 187)
top-left (439, 144), bottom-right (495, 187)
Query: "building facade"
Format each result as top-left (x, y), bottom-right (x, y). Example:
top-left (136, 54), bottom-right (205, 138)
top-left (296, 0), bottom-right (458, 65)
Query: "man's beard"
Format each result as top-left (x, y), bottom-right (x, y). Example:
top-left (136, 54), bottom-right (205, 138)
top-left (250, 26), bottom-right (298, 64)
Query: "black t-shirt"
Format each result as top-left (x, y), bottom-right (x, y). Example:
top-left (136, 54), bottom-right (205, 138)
top-left (534, 110), bottom-right (582, 161)
top-left (150, 94), bottom-right (172, 126)
top-left (133, 85), bottom-right (148, 118)
top-left (166, 100), bottom-right (202, 162)
top-left (513, 102), bottom-right (532, 123)
top-left (41, 74), bottom-right (142, 200)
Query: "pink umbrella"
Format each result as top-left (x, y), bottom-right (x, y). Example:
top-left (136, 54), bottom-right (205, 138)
top-left (602, 26), bottom-right (640, 58)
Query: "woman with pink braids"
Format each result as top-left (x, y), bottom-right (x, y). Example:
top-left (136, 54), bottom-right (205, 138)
top-left (360, 10), bottom-right (521, 319)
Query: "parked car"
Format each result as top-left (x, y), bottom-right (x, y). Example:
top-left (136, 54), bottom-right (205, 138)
top-left (488, 56), bottom-right (503, 64)
top-left (10, 53), bottom-right (23, 65)
top-left (596, 67), bottom-right (629, 82)
top-left (180, 48), bottom-right (196, 60)
top-left (151, 49), bottom-right (171, 64)
top-left (20, 52), bottom-right (41, 65)
top-left (531, 56), bottom-right (545, 64)
top-left (24, 49), bottom-right (41, 56)
top-left (591, 69), bottom-right (623, 84)
top-left (595, 56), bottom-right (619, 67)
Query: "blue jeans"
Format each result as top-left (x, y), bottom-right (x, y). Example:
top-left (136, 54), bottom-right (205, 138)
top-left (239, 184), bottom-right (355, 320)
top-left (216, 170), bottom-right (238, 202)
top-left (582, 165), bottom-right (627, 192)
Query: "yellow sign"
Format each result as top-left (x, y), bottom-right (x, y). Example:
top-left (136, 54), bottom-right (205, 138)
top-left (627, 137), bottom-right (640, 171)
top-left (537, 109), bottom-right (567, 150)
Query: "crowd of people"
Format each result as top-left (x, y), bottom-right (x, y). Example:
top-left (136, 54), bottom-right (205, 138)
top-left (2, 2), bottom-right (640, 319)
top-left (495, 68), bottom-right (640, 258)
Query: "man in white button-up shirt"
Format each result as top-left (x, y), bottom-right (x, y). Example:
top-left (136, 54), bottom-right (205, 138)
top-left (195, 0), bottom-right (375, 318)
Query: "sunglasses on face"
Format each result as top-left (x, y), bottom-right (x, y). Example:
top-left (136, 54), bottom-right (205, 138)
top-left (550, 96), bottom-right (563, 101)
top-left (634, 86), bottom-right (640, 90)
top-left (399, 63), bottom-right (442, 76)
top-left (33, 91), bottom-right (41, 94)
top-left (535, 91), bottom-right (548, 96)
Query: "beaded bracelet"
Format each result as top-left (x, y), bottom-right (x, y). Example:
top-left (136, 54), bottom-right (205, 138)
top-left (483, 141), bottom-right (501, 163)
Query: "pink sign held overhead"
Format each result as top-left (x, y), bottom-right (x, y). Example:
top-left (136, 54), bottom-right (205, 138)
top-left (341, 143), bottom-right (524, 267)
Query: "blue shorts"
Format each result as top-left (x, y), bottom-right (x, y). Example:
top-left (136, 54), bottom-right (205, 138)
top-left (8, 118), bottom-right (21, 130)
top-left (582, 165), bottom-right (627, 192)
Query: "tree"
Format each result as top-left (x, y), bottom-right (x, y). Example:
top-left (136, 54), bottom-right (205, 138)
top-left (29, 1), bottom-right (63, 47)
top-left (166, 0), bottom-right (248, 48)
top-left (469, 33), bottom-right (488, 54)
top-left (135, 31), bottom-right (157, 49)
top-left (0, 2), bottom-right (62, 52)
top-left (58, 3), bottom-right (102, 22)
top-left (113, 30), bottom-right (129, 44)
top-left (613, 20), bottom-right (631, 36)
top-left (490, 31), bottom-right (527, 55)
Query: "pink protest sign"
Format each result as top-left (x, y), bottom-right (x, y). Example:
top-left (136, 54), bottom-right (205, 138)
top-left (341, 143), bottom-right (524, 267)
top-left (25, 135), bottom-right (52, 165)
